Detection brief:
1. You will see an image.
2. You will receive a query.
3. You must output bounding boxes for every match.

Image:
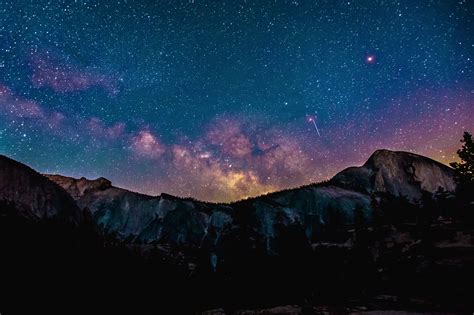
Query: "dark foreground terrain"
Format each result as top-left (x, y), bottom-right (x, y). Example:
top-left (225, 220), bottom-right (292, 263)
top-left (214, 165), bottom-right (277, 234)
top-left (1, 151), bottom-right (473, 314)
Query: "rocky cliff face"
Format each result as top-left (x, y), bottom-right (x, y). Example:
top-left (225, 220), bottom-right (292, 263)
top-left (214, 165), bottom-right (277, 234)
top-left (44, 149), bottom-right (454, 254)
top-left (45, 174), bottom-right (371, 251)
top-left (0, 155), bottom-right (82, 224)
top-left (237, 185), bottom-right (371, 253)
top-left (45, 175), bottom-right (113, 199)
top-left (0, 149), bottom-right (453, 254)
top-left (331, 149), bottom-right (455, 200)
top-left (45, 174), bottom-right (233, 246)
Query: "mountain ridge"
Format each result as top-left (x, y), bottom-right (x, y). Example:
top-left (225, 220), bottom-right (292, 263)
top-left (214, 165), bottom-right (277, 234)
top-left (44, 148), bottom-right (455, 205)
top-left (32, 149), bottom-right (455, 249)
top-left (1, 149), bottom-right (456, 249)
top-left (1, 149), bottom-right (470, 314)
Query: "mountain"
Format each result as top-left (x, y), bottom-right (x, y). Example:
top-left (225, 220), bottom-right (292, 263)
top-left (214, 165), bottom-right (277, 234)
top-left (43, 149), bottom-right (455, 253)
top-left (0, 155), bottom-right (82, 224)
top-left (46, 173), bottom-right (372, 253)
top-left (2, 150), bottom-right (472, 314)
top-left (331, 149), bottom-right (455, 200)
top-left (45, 174), bottom-right (234, 245)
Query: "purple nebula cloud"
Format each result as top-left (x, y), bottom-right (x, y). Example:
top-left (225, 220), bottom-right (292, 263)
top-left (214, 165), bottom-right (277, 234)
top-left (30, 51), bottom-right (120, 96)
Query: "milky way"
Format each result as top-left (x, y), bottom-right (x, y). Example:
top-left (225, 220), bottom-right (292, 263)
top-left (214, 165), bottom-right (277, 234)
top-left (0, 1), bottom-right (473, 202)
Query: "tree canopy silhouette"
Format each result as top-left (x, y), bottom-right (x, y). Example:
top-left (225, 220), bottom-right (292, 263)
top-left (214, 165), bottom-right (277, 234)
top-left (450, 132), bottom-right (474, 183)
top-left (450, 131), bottom-right (474, 202)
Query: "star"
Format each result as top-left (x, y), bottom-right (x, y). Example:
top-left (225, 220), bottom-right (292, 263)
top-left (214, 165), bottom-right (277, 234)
top-left (365, 54), bottom-right (376, 64)
top-left (0, 0), bottom-right (470, 202)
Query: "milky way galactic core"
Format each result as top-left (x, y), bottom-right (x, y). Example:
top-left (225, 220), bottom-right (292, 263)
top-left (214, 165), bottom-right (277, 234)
top-left (0, 1), bottom-right (472, 202)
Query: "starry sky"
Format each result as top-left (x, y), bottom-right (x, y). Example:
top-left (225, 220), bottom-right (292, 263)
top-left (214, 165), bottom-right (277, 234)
top-left (0, 0), bottom-right (473, 202)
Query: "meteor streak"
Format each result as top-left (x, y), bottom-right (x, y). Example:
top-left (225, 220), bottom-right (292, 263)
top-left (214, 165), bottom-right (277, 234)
top-left (307, 115), bottom-right (321, 137)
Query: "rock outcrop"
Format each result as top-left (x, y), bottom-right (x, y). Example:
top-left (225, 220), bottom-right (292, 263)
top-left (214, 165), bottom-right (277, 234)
top-left (44, 174), bottom-right (372, 252)
top-left (331, 149), bottom-right (455, 200)
top-left (46, 174), bottom-right (233, 245)
top-left (0, 155), bottom-right (82, 224)
top-left (43, 149), bottom-right (455, 254)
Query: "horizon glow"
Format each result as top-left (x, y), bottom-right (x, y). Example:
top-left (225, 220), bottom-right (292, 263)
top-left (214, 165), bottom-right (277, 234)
top-left (0, 1), bottom-right (473, 202)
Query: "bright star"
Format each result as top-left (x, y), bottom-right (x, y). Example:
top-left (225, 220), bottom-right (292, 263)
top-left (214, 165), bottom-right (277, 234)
top-left (365, 54), bottom-right (376, 64)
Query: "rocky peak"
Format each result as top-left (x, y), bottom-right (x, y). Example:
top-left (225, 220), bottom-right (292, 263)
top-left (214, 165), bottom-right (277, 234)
top-left (331, 149), bottom-right (455, 200)
top-left (45, 174), bottom-right (112, 200)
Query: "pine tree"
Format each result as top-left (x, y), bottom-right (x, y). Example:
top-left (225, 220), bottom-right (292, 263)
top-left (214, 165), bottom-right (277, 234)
top-left (450, 131), bottom-right (474, 202)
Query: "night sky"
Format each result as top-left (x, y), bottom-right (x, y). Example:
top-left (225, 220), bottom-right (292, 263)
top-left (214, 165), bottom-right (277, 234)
top-left (0, 0), bottom-right (473, 202)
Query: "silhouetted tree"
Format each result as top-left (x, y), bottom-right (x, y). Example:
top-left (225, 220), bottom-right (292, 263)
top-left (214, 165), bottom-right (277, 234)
top-left (450, 131), bottom-right (474, 203)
